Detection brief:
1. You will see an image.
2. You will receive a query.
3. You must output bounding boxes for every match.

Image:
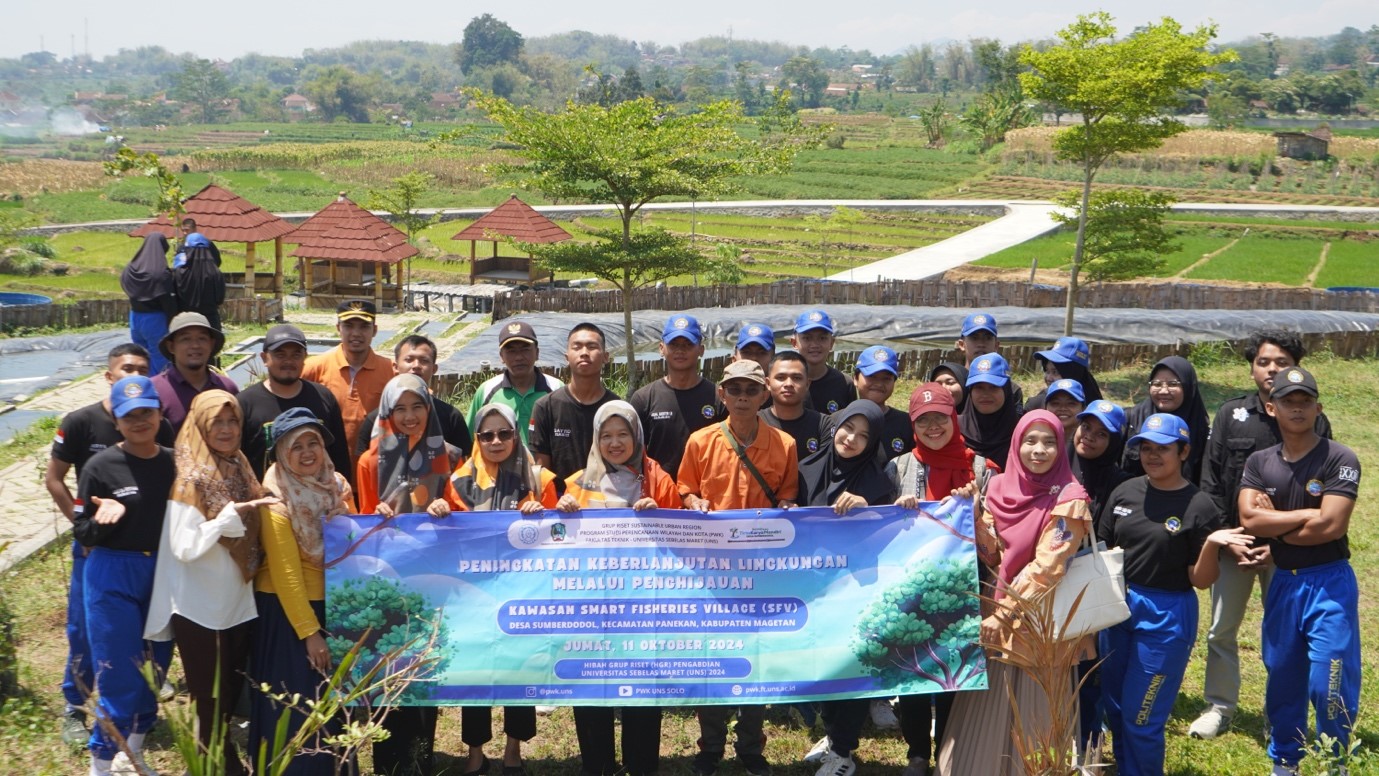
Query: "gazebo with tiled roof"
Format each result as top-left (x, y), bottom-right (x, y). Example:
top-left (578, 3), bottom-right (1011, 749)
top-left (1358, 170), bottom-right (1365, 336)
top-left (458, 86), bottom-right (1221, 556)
top-left (452, 195), bottom-right (570, 284)
top-left (289, 194), bottom-right (418, 310)
top-left (129, 183), bottom-right (296, 303)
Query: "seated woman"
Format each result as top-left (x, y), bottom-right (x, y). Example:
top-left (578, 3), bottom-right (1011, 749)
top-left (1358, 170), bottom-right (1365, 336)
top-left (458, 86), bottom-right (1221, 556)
top-left (249, 408), bottom-right (356, 775)
top-left (555, 401), bottom-right (680, 776)
top-left (449, 403), bottom-right (558, 776)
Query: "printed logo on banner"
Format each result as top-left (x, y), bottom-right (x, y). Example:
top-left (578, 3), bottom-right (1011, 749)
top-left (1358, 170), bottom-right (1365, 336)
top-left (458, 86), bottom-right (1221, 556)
top-left (550, 523), bottom-right (567, 542)
top-left (731, 685), bottom-right (744, 696)
top-left (618, 685), bottom-right (633, 697)
top-left (518, 525), bottom-right (539, 545)
top-left (525, 686), bottom-right (537, 698)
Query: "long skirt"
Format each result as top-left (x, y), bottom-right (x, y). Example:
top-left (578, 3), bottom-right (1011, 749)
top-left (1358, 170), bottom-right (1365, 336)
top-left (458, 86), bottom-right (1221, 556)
top-left (936, 660), bottom-right (1076, 776)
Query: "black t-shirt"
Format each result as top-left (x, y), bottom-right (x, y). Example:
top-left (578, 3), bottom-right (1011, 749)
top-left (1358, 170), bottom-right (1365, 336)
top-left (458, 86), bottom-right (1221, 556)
top-left (237, 380), bottom-right (354, 485)
top-left (52, 401), bottom-right (175, 478)
top-left (73, 445), bottom-right (175, 552)
top-left (879, 406), bottom-right (915, 461)
top-left (760, 407), bottom-right (828, 460)
top-left (630, 378), bottom-right (720, 480)
top-left (528, 386), bottom-right (621, 480)
top-left (1240, 438), bottom-right (1360, 570)
top-left (1099, 477), bottom-right (1222, 591)
top-left (356, 396), bottom-right (472, 461)
top-left (808, 367), bottom-right (857, 415)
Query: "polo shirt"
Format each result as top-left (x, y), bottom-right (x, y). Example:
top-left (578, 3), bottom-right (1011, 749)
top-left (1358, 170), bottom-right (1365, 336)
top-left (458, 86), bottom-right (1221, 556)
top-left (301, 346), bottom-right (393, 470)
top-left (149, 367), bottom-right (240, 435)
top-left (1241, 438), bottom-right (1360, 570)
top-left (465, 370), bottom-right (563, 447)
top-left (677, 420), bottom-right (798, 509)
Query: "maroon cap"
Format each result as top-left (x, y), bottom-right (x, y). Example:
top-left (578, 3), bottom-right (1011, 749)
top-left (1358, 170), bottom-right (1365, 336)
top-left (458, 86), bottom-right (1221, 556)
top-left (908, 382), bottom-right (955, 421)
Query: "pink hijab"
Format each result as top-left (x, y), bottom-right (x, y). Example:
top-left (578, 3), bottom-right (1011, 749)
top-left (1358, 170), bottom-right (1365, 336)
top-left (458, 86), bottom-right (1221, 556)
top-left (983, 409), bottom-right (1088, 592)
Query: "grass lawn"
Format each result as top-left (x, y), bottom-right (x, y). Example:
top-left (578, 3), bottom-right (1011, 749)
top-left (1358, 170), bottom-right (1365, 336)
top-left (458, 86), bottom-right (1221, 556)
top-left (3, 354), bottom-right (1377, 774)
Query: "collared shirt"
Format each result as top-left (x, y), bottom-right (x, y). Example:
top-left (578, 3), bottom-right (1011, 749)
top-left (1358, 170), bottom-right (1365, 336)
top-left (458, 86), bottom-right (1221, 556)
top-left (677, 420), bottom-right (798, 509)
top-left (150, 367), bottom-right (240, 435)
top-left (301, 346), bottom-right (394, 471)
top-left (466, 370), bottom-right (564, 446)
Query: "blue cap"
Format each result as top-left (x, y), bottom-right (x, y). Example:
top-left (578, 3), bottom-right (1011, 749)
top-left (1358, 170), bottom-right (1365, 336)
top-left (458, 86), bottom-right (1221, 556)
top-left (267, 407), bottom-right (336, 453)
top-left (661, 315), bottom-right (703, 345)
top-left (1036, 336), bottom-right (1091, 367)
top-left (966, 354), bottom-right (1010, 387)
top-left (961, 312), bottom-right (998, 337)
top-left (1077, 400), bottom-right (1125, 435)
top-left (856, 346), bottom-right (899, 376)
top-left (1047, 378), bottom-right (1086, 403)
top-left (110, 375), bottom-right (161, 419)
top-left (1128, 412), bottom-right (1191, 447)
top-left (794, 309), bottom-right (835, 334)
top-left (735, 323), bottom-right (775, 351)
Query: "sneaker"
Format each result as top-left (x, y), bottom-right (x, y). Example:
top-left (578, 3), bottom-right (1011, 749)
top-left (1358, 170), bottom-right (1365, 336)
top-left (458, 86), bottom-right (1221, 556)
top-left (1187, 706), bottom-right (1232, 740)
top-left (804, 736), bottom-right (832, 764)
top-left (111, 751), bottom-right (160, 775)
top-left (901, 756), bottom-right (930, 776)
top-left (1270, 764), bottom-right (1300, 776)
top-left (61, 710), bottom-right (89, 748)
top-left (740, 754), bottom-right (772, 776)
top-left (815, 751), bottom-right (856, 776)
top-left (691, 754), bottom-right (720, 776)
top-left (869, 698), bottom-right (899, 730)
top-left (157, 681), bottom-right (176, 703)
top-left (535, 705), bottom-right (557, 715)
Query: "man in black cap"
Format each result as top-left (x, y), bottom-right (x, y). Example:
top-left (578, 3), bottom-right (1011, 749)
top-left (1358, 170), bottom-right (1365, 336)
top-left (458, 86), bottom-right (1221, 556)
top-left (149, 311), bottom-right (238, 434)
top-left (237, 323), bottom-right (353, 485)
top-left (354, 334), bottom-right (472, 458)
top-left (466, 320), bottom-right (563, 446)
top-left (301, 300), bottom-right (392, 472)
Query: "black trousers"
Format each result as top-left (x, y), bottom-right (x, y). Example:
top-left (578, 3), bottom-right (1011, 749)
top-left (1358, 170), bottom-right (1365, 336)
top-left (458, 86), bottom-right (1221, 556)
top-left (460, 705), bottom-right (537, 747)
top-left (573, 706), bottom-right (662, 775)
top-left (171, 614), bottom-right (252, 774)
top-left (897, 692), bottom-right (955, 762)
top-left (374, 706), bottom-right (436, 776)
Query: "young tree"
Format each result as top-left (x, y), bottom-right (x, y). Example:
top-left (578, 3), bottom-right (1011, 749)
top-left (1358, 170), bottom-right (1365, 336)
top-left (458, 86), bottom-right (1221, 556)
top-left (465, 91), bottom-right (822, 389)
top-left (103, 147), bottom-right (184, 221)
top-left (1019, 13), bottom-right (1236, 334)
top-left (917, 98), bottom-right (952, 147)
top-left (1051, 189), bottom-right (1178, 282)
top-left (369, 172), bottom-right (438, 302)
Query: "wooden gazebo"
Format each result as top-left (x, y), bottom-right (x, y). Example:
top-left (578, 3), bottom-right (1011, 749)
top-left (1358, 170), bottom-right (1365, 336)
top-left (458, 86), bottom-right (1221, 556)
top-left (289, 195), bottom-right (418, 310)
top-left (452, 195), bottom-right (570, 284)
top-left (129, 184), bottom-right (296, 303)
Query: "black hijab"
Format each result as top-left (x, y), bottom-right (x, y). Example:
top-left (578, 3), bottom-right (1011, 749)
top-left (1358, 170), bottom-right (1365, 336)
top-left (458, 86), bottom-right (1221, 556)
top-left (800, 400), bottom-right (895, 508)
top-left (120, 234), bottom-right (174, 302)
top-left (1026, 360), bottom-right (1104, 410)
top-left (175, 234), bottom-right (226, 311)
top-left (1070, 420), bottom-right (1130, 529)
top-left (1122, 356), bottom-right (1210, 484)
top-left (928, 361), bottom-right (970, 413)
top-left (959, 380), bottom-right (1021, 470)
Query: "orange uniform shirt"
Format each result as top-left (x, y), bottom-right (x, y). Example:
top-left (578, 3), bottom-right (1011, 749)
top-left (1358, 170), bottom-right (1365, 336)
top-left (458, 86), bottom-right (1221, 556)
top-left (301, 345), bottom-right (393, 471)
top-left (563, 458), bottom-right (681, 509)
top-left (355, 446), bottom-right (463, 514)
top-left (677, 420), bottom-right (798, 510)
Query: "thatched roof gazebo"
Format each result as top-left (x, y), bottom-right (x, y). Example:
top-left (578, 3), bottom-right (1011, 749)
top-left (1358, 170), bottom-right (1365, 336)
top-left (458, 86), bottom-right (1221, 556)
top-left (289, 194), bottom-right (418, 310)
top-left (129, 183), bottom-right (296, 303)
top-left (452, 195), bottom-right (570, 284)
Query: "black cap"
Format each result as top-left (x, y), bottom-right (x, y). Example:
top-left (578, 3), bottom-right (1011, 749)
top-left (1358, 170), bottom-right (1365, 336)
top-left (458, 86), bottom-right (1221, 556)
top-left (336, 299), bottom-right (376, 322)
top-left (499, 320), bottom-right (538, 347)
top-left (267, 407), bottom-right (335, 454)
top-left (1270, 366), bottom-right (1319, 400)
top-left (263, 324), bottom-right (308, 352)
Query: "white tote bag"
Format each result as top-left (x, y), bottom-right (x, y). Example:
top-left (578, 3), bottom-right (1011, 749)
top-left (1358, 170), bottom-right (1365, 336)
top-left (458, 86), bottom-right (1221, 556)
top-left (1052, 537), bottom-right (1130, 641)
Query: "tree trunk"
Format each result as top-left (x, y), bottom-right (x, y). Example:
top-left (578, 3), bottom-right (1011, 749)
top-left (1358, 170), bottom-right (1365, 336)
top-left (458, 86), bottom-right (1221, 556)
top-left (621, 210), bottom-right (639, 393)
top-left (1065, 128), bottom-right (1095, 336)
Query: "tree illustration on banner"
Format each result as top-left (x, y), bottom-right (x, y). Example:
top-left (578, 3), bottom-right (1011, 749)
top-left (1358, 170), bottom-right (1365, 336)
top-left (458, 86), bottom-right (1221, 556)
top-left (326, 576), bottom-right (449, 703)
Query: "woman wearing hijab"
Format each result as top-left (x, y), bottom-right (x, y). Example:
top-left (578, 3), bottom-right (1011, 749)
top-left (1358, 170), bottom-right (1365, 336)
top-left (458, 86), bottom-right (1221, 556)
top-left (1024, 337), bottom-right (1104, 411)
top-left (450, 403), bottom-right (557, 776)
top-left (250, 408), bottom-right (356, 775)
top-left (120, 233), bottom-right (178, 374)
top-left (958, 353), bottom-right (1023, 470)
top-left (797, 400), bottom-right (897, 776)
top-left (937, 410), bottom-right (1092, 775)
top-left (356, 374), bottom-right (463, 776)
top-left (888, 384), bottom-right (999, 776)
top-left (1121, 356), bottom-right (1210, 485)
top-left (553, 401), bottom-right (678, 776)
top-left (145, 391), bottom-right (276, 775)
top-left (927, 362), bottom-right (968, 412)
top-left (174, 231), bottom-right (227, 331)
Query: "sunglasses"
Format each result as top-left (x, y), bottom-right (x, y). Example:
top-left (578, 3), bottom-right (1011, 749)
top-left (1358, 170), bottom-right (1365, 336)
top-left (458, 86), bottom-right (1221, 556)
top-left (723, 383), bottom-right (764, 397)
top-left (477, 429), bottom-right (517, 443)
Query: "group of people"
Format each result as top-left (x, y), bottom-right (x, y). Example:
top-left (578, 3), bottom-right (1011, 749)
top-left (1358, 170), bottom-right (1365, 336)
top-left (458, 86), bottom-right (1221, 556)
top-left (47, 300), bottom-right (1360, 776)
top-left (120, 218), bottom-right (227, 374)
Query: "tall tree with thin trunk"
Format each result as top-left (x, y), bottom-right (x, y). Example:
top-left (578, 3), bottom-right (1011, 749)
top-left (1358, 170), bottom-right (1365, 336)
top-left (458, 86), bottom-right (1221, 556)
top-left (1019, 13), bottom-right (1236, 334)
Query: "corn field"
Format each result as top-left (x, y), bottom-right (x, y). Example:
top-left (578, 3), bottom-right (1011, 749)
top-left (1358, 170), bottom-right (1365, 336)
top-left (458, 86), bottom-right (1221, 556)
top-left (0, 160), bottom-right (108, 197)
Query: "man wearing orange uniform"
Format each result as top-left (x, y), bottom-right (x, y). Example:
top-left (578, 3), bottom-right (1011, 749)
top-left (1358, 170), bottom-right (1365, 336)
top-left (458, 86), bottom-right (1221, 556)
top-left (300, 300), bottom-right (393, 472)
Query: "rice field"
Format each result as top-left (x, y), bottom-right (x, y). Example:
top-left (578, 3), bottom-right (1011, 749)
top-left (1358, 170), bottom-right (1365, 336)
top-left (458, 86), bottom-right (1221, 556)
top-left (1183, 234), bottom-right (1322, 285)
top-left (1312, 239), bottom-right (1379, 288)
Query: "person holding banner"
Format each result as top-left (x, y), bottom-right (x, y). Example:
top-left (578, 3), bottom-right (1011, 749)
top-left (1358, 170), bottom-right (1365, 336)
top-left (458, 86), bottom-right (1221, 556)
top-left (554, 401), bottom-right (681, 776)
top-left (797, 400), bottom-right (897, 776)
top-left (937, 410), bottom-right (1090, 775)
top-left (250, 408), bottom-right (356, 775)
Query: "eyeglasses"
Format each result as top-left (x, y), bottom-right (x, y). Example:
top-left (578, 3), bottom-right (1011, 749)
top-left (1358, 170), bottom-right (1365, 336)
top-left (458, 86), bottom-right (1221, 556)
top-left (477, 429), bottom-right (516, 443)
top-left (913, 415), bottom-right (950, 429)
top-left (723, 383), bottom-right (764, 397)
top-left (1147, 380), bottom-right (1182, 390)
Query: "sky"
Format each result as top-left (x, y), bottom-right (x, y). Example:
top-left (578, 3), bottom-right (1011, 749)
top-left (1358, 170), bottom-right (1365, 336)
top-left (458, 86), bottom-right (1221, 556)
top-left (5, 0), bottom-right (1374, 61)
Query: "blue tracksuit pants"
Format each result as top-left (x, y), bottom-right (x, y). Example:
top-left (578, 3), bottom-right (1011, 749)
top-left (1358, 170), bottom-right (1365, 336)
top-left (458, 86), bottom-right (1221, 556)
top-left (1263, 559), bottom-right (1361, 768)
top-left (83, 548), bottom-right (173, 761)
top-left (1100, 585), bottom-right (1197, 776)
top-left (61, 540), bottom-right (94, 711)
top-left (128, 311), bottom-right (170, 375)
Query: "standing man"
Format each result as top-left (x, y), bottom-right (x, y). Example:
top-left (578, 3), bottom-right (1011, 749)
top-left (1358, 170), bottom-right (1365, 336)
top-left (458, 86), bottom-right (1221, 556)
top-left (150, 311), bottom-right (238, 435)
top-left (44, 344), bottom-right (174, 747)
top-left (528, 323), bottom-right (621, 481)
top-left (467, 320), bottom-right (563, 445)
top-left (734, 323), bottom-right (776, 373)
top-left (759, 350), bottom-right (826, 461)
top-left (236, 324), bottom-right (353, 484)
top-left (853, 345), bottom-right (914, 461)
top-left (791, 309), bottom-right (855, 414)
top-left (679, 360), bottom-right (797, 776)
top-left (355, 334), bottom-right (472, 458)
top-left (1191, 331), bottom-right (1332, 740)
top-left (1238, 367), bottom-right (1360, 776)
top-left (301, 300), bottom-right (393, 473)
top-left (631, 315), bottom-right (719, 480)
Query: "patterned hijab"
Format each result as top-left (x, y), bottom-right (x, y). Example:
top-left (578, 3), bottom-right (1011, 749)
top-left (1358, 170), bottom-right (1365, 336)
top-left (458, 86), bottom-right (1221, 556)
top-left (169, 390), bottom-right (264, 581)
top-left (370, 374), bottom-right (458, 514)
top-left (452, 404), bottom-right (541, 511)
top-left (576, 401), bottom-right (649, 507)
top-left (262, 425), bottom-right (353, 568)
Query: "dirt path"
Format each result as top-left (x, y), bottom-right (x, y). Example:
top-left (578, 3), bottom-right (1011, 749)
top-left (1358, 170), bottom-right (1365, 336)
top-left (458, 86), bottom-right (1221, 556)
top-left (1174, 236), bottom-right (1243, 278)
top-left (1304, 242), bottom-right (1332, 288)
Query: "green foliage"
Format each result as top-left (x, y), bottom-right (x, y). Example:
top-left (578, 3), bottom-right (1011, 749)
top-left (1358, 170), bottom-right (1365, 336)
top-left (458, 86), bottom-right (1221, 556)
top-left (526, 226), bottom-right (706, 288)
top-left (324, 576), bottom-right (447, 704)
top-left (917, 99), bottom-right (952, 147)
top-left (102, 147), bottom-right (185, 220)
top-left (171, 58), bottom-right (232, 124)
top-left (367, 172), bottom-right (439, 242)
top-left (851, 556), bottom-right (983, 690)
top-left (302, 65), bottom-right (375, 123)
top-left (0, 540), bottom-right (14, 702)
top-left (708, 243), bottom-right (747, 285)
top-left (1051, 189), bottom-right (1177, 281)
top-left (457, 14), bottom-right (524, 75)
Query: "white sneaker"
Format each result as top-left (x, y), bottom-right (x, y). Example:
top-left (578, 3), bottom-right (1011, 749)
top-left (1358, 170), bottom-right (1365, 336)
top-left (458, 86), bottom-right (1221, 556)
top-left (535, 705), bottom-right (557, 714)
top-left (110, 751), bottom-right (160, 775)
top-left (803, 736), bottom-right (832, 764)
top-left (869, 698), bottom-right (899, 730)
top-left (815, 751), bottom-right (856, 776)
top-left (1187, 706), bottom-right (1232, 739)
top-left (1270, 764), bottom-right (1300, 776)
top-left (157, 681), bottom-right (176, 703)
top-left (901, 756), bottom-right (930, 776)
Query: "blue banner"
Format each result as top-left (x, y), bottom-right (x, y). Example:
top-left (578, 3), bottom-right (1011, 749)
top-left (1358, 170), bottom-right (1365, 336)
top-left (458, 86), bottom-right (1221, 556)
top-left (323, 501), bottom-right (986, 706)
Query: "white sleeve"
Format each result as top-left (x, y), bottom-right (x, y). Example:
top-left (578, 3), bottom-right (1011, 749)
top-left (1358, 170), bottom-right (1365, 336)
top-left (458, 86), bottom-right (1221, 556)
top-left (165, 500), bottom-right (244, 562)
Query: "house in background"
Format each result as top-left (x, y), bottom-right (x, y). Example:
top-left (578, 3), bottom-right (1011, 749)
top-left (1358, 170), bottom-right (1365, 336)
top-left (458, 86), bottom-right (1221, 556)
top-left (1274, 127), bottom-right (1331, 160)
top-left (281, 93), bottom-right (314, 120)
